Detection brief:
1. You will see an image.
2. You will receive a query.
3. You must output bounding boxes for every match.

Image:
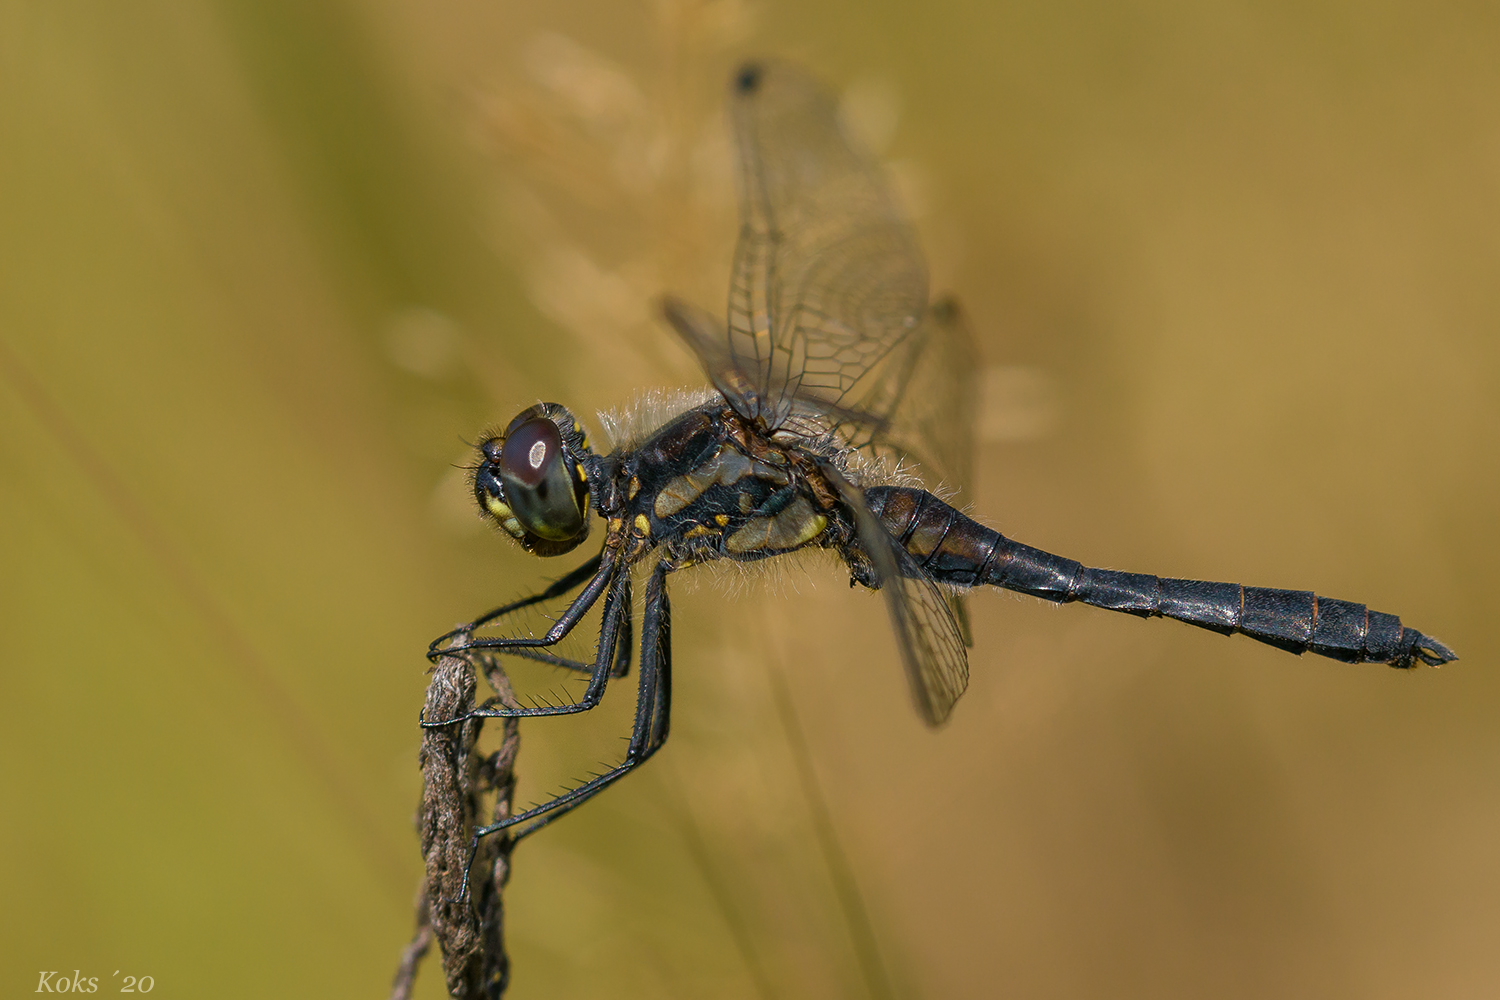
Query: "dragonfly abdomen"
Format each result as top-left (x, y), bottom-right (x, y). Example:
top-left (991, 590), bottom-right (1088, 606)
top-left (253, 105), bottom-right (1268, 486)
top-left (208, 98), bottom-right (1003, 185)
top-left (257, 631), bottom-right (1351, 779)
top-left (863, 486), bottom-right (1455, 669)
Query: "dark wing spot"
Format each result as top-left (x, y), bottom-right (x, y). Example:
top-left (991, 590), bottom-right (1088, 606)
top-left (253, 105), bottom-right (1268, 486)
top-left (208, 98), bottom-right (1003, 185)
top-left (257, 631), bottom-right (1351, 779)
top-left (735, 63), bottom-right (762, 93)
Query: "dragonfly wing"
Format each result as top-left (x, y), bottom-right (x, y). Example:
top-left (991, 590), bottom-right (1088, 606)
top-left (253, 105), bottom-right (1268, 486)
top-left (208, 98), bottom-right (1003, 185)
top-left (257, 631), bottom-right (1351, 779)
top-left (830, 297), bottom-right (979, 648)
top-left (824, 464), bottom-right (970, 725)
top-left (670, 62), bottom-right (978, 712)
top-left (833, 296), bottom-right (979, 498)
top-left (660, 295), bottom-right (763, 420)
top-left (728, 60), bottom-right (929, 426)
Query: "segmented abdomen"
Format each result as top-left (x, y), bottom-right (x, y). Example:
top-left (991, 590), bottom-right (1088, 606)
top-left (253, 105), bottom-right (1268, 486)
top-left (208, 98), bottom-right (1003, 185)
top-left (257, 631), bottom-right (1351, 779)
top-left (863, 486), bottom-right (1455, 668)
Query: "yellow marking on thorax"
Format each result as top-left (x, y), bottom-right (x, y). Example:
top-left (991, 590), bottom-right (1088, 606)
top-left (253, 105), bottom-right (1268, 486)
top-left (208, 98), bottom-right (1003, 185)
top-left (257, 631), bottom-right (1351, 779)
top-left (633, 514), bottom-right (651, 537)
top-left (725, 496), bottom-right (828, 554)
top-left (654, 447), bottom-right (791, 519)
top-left (656, 449), bottom-right (744, 517)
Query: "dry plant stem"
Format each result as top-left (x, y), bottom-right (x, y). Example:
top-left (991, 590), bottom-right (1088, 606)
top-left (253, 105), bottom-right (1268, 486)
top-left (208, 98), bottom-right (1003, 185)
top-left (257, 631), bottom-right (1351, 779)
top-left (388, 887), bottom-right (433, 1000)
top-left (390, 653), bottom-right (521, 1000)
top-left (770, 666), bottom-right (900, 1000)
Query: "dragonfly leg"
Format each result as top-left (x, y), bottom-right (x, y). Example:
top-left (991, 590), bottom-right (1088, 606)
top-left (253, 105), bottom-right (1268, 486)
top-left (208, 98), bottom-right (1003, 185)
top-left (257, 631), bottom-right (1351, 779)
top-left (423, 566), bottom-right (631, 725)
top-left (459, 569), bottom-right (634, 680)
top-left (445, 559), bottom-right (675, 902)
top-left (483, 561), bottom-right (673, 828)
top-left (427, 549), bottom-right (608, 660)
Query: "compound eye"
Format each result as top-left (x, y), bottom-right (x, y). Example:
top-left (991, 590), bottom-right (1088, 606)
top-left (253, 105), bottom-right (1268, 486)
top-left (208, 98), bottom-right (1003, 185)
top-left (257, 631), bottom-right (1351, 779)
top-left (496, 417), bottom-right (585, 541)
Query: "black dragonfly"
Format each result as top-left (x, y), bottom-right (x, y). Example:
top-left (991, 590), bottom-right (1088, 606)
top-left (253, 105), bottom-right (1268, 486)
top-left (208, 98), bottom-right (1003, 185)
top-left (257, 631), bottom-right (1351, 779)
top-left (430, 60), bottom-right (1456, 853)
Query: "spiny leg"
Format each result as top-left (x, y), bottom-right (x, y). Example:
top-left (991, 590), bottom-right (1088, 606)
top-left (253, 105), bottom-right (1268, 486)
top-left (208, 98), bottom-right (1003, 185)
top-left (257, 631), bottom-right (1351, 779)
top-left (476, 570), bottom-right (633, 680)
top-left (458, 551), bottom-right (602, 633)
top-left (424, 565), bottom-right (631, 726)
top-left (508, 558), bottom-right (674, 838)
top-left (428, 550), bottom-right (609, 660)
top-left (611, 575), bottom-right (634, 678)
top-left (642, 569), bottom-right (671, 749)
top-left (490, 646), bottom-right (598, 677)
top-left (448, 560), bottom-right (675, 896)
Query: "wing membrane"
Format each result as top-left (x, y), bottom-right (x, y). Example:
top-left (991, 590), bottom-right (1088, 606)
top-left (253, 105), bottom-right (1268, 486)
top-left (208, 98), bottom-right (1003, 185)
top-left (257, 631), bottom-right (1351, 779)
top-left (832, 296), bottom-right (978, 497)
top-left (666, 62), bottom-right (981, 721)
top-left (661, 295), bottom-right (761, 416)
top-left (728, 61), bottom-right (929, 426)
top-left (824, 465), bottom-right (969, 725)
top-left (820, 298), bottom-right (980, 649)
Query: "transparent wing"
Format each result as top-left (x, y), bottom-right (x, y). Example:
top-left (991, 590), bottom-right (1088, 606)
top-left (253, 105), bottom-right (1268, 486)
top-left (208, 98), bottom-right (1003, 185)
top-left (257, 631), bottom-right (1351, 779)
top-left (825, 465), bottom-right (969, 726)
top-left (667, 292), bottom-right (980, 498)
top-left (660, 295), bottom-right (762, 418)
top-left (831, 298), bottom-right (979, 647)
top-left (832, 296), bottom-right (978, 497)
top-left (666, 61), bottom-right (976, 720)
top-left (727, 60), bottom-right (929, 427)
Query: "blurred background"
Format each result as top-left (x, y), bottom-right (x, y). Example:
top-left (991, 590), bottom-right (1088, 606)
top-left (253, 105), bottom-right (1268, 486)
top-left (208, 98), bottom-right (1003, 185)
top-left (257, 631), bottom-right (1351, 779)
top-left (2, 1), bottom-right (1496, 997)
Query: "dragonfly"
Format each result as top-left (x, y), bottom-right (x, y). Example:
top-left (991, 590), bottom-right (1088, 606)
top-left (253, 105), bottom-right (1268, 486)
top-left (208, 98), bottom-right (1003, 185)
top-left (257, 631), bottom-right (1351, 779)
top-left (428, 60), bottom-right (1456, 854)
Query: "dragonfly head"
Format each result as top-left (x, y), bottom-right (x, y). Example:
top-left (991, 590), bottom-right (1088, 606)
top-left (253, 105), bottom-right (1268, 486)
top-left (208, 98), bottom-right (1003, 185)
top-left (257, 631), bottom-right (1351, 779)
top-left (473, 403), bottom-right (593, 556)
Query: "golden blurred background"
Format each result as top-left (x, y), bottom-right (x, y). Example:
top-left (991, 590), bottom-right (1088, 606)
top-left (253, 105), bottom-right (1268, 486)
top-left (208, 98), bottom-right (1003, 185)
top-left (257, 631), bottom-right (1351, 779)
top-left (2, 1), bottom-right (1496, 997)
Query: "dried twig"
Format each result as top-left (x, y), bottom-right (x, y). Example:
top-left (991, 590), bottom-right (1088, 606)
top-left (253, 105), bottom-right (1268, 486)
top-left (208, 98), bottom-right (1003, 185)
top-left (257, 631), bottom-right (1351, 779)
top-left (388, 888), bottom-right (433, 1000)
top-left (391, 653), bottom-right (522, 999)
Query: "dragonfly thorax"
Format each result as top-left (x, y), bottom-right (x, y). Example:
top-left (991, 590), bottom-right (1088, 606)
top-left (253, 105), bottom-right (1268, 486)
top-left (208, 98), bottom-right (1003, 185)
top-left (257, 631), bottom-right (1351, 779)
top-left (598, 401), bottom-right (848, 569)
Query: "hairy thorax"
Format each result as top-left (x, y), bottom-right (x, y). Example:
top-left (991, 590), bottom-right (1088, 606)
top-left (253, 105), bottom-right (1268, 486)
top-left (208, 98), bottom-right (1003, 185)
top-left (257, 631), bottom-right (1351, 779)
top-left (599, 402), bottom-right (853, 568)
